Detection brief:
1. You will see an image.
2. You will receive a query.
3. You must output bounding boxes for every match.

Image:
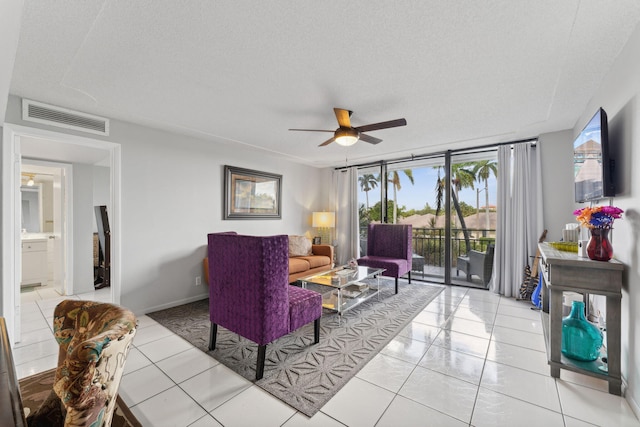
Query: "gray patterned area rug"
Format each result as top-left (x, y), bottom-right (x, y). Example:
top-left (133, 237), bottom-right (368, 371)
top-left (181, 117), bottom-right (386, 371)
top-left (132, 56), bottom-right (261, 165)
top-left (147, 279), bottom-right (444, 417)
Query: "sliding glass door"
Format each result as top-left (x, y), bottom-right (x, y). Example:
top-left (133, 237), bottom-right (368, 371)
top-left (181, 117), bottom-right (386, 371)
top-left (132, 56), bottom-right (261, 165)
top-left (448, 153), bottom-right (498, 287)
top-left (357, 157), bottom-right (447, 283)
top-left (356, 150), bottom-right (498, 287)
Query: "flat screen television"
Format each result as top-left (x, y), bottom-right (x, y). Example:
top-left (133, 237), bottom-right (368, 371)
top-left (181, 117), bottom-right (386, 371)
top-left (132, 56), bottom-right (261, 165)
top-left (574, 107), bottom-right (615, 203)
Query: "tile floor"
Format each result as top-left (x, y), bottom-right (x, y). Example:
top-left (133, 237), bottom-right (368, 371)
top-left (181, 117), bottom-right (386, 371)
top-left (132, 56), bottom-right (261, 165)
top-left (14, 283), bottom-right (640, 427)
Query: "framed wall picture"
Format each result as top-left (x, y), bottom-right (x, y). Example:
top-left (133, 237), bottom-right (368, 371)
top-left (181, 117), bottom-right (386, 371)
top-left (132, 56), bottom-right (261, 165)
top-left (224, 165), bottom-right (282, 219)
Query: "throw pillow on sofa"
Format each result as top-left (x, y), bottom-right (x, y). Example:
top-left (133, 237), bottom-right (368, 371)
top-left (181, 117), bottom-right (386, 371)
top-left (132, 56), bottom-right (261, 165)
top-left (289, 235), bottom-right (312, 257)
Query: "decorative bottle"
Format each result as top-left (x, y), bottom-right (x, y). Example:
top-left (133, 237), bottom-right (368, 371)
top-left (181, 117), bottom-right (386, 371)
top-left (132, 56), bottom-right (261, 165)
top-left (562, 300), bottom-right (603, 361)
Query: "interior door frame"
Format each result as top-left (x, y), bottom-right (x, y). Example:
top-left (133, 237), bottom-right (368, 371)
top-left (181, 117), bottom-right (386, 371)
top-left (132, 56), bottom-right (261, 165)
top-left (2, 123), bottom-right (122, 344)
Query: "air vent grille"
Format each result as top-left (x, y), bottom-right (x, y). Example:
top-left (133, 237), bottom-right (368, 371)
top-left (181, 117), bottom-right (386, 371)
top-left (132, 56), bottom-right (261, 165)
top-left (22, 99), bottom-right (110, 136)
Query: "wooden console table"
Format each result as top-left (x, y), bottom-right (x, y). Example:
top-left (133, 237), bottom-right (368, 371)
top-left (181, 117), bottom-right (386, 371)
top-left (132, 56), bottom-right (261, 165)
top-left (538, 242), bottom-right (623, 395)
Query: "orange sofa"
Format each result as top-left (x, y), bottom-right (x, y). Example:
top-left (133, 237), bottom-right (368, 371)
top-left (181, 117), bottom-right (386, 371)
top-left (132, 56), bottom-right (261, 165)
top-left (203, 243), bottom-right (333, 285)
top-left (288, 244), bottom-right (334, 283)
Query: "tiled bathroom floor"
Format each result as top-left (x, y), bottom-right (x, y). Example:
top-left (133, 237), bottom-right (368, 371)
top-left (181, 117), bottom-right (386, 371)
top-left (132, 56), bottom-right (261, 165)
top-left (14, 284), bottom-right (640, 427)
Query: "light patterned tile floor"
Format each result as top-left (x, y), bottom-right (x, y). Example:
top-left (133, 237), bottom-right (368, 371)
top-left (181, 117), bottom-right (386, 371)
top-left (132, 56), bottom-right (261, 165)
top-left (13, 284), bottom-right (640, 426)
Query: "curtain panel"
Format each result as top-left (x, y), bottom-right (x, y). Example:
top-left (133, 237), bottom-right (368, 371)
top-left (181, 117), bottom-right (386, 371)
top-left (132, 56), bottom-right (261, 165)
top-left (490, 142), bottom-right (543, 297)
top-left (331, 167), bottom-right (359, 265)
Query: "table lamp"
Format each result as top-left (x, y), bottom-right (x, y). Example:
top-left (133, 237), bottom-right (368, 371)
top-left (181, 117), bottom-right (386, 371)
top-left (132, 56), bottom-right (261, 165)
top-left (312, 211), bottom-right (335, 245)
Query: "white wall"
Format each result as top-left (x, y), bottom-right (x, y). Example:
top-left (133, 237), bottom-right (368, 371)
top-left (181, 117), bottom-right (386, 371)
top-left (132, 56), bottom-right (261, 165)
top-left (568, 23), bottom-right (640, 415)
top-left (41, 180), bottom-right (53, 232)
top-left (0, 0), bottom-right (23, 123)
top-left (111, 122), bottom-right (329, 312)
top-left (538, 130), bottom-right (576, 242)
top-left (93, 165), bottom-right (110, 208)
top-left (108, 120), bottom-right (326, 314)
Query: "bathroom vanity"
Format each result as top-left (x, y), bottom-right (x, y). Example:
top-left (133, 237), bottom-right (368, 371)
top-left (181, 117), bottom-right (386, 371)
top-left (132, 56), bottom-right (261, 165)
top-left (21, 236), bottom-right (48, 288)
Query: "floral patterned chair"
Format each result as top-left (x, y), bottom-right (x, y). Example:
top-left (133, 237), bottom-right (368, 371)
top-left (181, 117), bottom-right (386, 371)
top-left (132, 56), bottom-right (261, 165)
top-left (26, 300), bottom-right (137, 427)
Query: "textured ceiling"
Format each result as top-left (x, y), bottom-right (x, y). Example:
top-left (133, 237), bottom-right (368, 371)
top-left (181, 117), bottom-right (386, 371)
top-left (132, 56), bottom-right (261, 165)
top-left (8, 1), bottom-right (640, 168)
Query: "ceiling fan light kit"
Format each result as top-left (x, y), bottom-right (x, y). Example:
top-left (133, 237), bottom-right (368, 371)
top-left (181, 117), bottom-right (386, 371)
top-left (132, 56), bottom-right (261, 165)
top-left (289, 108), bottom-right (406, 147)
top-left (334, 128), bottom-right (359, 146)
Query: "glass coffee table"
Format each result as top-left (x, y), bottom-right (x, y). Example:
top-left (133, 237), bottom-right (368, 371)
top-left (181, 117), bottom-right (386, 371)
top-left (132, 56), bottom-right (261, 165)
top-left (298, 266), bottom-right (386, 317)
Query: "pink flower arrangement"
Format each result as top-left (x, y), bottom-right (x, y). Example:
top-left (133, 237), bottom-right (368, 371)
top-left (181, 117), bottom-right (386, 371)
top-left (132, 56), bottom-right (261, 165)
top-left (573, 206), bottom-right (624, 229)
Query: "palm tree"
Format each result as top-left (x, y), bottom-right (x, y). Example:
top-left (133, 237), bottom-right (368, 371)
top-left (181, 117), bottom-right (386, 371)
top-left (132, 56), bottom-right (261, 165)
top-left (472, 160), bottom-right (498, 232)
top-left (434, 163), bottom-right (476, 252)
top-left (388, 169), bottom-right (414, 224)
top-left (358, 173), bottom-right (379, 211)
top-left (428, 217), bottom-right (437, 229)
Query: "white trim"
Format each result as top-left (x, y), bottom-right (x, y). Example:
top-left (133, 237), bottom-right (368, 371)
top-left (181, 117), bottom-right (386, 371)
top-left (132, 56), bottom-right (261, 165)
top-left (140, 294), bottom-right (208, 316)
top-left (2, 126), bottom-right (18, 343)
top-left (13, 134), bottom-right (20, 340)
top-left (2, 123), bottom-right (121, 342)
top-left (65, 166), bottom-right (74, 296)
top-left (110, 144), bottom-right (122, 304)
top-left (628, 384), bottom-right (639, 421)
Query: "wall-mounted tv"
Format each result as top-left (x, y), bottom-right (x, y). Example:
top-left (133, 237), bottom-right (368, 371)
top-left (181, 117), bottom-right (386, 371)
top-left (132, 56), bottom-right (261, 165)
top-left (574, 108), bottom-right (615, 203)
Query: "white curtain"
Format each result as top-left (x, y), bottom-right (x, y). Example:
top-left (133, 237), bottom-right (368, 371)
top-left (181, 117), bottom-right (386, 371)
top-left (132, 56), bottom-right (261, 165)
top-left (490, 142), bottom-right (543, 297)
top-left (331, 167), bottom-right (359, 265)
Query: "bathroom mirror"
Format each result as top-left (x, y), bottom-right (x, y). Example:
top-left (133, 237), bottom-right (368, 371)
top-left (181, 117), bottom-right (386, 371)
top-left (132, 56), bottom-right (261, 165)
top-left (21, 186), bottom-right (42, 233)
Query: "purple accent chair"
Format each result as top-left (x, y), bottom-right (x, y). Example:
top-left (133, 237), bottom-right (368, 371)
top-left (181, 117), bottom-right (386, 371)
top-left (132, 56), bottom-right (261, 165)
top-left (207, 232), bottom-right (322, 380)
top-left (357, 223), bottom-right (413, 294)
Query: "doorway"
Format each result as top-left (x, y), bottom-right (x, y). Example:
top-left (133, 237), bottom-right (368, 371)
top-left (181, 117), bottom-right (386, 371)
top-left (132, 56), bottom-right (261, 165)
top-left (20, 161), bottom-right (70, 298)
top-left (2, 123), bottom-right (122, 344)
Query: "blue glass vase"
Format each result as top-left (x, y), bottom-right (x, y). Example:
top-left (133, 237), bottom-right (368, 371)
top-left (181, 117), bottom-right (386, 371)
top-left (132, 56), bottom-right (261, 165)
top-left (562, 300), bottom-right (603, 361)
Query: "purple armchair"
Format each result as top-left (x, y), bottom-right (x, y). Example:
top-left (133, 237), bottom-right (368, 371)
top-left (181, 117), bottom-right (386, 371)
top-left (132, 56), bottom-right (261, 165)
top-left (207, 233), bottom-right (322, 380)
top-left (357, 223), bottom-right (413, 294)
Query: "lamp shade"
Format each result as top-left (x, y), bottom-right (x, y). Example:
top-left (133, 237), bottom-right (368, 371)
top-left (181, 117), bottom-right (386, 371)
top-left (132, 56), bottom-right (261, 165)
top-left (312, 211), bottom-right (335, 228)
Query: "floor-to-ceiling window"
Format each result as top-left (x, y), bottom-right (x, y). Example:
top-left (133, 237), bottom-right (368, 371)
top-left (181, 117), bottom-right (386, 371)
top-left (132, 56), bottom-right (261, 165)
top-left (447, 152), bottom-right (498, 287)
top-left (356, 149), bottom-right (498, 287)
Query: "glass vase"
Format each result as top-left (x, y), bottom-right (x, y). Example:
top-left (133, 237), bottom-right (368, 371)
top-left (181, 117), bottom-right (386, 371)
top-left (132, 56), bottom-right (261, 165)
top-left (587, 228), bottom-right (613, 261)
top-left (562, 300), bottom-right (603, 362)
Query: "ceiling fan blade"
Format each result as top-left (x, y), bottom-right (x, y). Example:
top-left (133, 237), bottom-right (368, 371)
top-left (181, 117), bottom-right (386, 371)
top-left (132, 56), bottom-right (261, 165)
top-left (359, 133), bottom-right (383, 145)
top-left (319, 137), bottom-right (335, 147)
top-left (355, 118), bottom-right (407, 133)
top-left (289, 128), bottom-right (334, 132)
top-left (334, 108), bottom-right (352, 128)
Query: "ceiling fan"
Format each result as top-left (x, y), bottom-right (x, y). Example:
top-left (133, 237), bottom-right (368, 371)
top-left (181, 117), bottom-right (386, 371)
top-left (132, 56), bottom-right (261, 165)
top-left (289, 108), bottom-right (407, 147)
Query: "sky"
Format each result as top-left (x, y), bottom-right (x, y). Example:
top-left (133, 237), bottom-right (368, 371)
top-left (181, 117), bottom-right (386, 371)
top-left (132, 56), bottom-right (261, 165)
top-left (358, 167), bottom-right (498, 211)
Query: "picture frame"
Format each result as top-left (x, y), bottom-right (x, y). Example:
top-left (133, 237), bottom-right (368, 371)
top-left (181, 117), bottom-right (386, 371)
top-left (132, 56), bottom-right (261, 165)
top-left (312, 236), bottom-right (322, 245)
top-left (224, 165), bottom-right (282, 219)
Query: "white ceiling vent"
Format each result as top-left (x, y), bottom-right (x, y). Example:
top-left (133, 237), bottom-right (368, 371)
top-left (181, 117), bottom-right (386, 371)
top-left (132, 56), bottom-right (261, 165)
top-left (22, 99), bottom-right (110, 136)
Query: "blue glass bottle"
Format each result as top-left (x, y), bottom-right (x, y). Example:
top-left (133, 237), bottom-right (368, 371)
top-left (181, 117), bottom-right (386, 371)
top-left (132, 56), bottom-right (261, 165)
top-left (562, 300), bottom-right (603, 361)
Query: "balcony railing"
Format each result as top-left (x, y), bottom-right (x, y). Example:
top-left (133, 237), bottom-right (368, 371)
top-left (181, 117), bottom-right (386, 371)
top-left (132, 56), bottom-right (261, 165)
top-left (413, 227), bottom-right (495, 267)
top-left (360, 226), bottom-right (495, 268)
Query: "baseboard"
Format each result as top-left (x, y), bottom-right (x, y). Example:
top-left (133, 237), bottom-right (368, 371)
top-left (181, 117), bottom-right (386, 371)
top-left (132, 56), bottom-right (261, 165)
top-left (140, 294), bottom-right (208, 315)
top-left (628, 388), bottom-right (640, 421)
